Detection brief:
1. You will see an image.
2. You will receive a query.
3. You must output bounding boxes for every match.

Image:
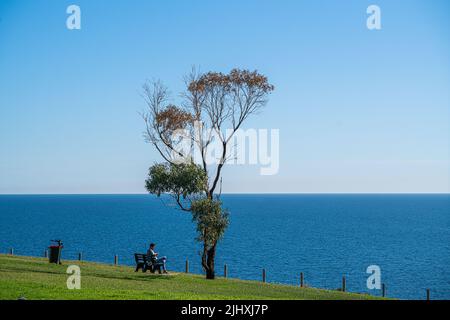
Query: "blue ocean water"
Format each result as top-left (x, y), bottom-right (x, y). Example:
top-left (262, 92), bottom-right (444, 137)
top-left (0, 194), bottom-right (449, 299)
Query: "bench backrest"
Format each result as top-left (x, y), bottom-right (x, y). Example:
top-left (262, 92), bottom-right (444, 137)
top-left (134, 253), bottom-right (148, 264)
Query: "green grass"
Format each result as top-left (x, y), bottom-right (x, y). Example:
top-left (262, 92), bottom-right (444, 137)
top-left (0, 254), bottom-right (384, 300)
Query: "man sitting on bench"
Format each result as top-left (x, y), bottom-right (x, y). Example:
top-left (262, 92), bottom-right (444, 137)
top-left (147, 243), bottom-right (168, 274)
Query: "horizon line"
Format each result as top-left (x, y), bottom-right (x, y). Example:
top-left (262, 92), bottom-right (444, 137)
top-left (0, 192), bottom-right (449, 196)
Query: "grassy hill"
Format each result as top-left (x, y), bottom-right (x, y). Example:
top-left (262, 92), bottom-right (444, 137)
top-left (0, 254), bottom-right (384, 300)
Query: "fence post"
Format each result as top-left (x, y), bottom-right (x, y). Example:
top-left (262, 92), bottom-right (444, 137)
top-left (382, 283), bottom-right (386, 297)
top-left (185, 259), bottom-right (189, 273)
top-left (78, 252), bottom-right (82, 261)
top-left (114, 255), bottom-right (118, 265)
top-left (44, 249), bottom-right (48, 258)
top-left (224, 264), bottom-right (228, 278)
top-left (9, 248), bottom-right (13, 255)
top-left (426, 289), bottom-right (430, 301)
top-left (300, 272), bottom-right (304, 287)
top-left (342, 276), bottom-right (346, 292)
top-left (262, 268), bottom-right (266, 283)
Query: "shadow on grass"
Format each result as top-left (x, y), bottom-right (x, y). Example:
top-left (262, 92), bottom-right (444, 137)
top-left (0, 265), bottom-right (174, 283)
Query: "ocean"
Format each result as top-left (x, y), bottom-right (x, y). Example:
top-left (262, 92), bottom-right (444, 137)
top-left (0, 194), bottom-right (449, 299)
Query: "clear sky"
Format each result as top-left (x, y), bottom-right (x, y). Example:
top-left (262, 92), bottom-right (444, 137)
top-left (0, 0), bottom-right (449, 194)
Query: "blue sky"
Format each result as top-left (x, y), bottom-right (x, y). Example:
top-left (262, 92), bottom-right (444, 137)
top-left (0, 0), bottom-right (449, 194)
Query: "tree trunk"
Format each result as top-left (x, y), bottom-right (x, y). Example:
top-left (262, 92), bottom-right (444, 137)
top-left (201, 192), bottom-right (217, 279)
top-left (201, 241), bottom-right (217, 280)
top-left (205, 245), bottom-right (216, 279)
top-left (201, 241), bottom-right (208, 275)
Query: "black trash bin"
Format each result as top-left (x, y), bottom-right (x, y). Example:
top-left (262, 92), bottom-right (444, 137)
top-left (48, 240), bottom-right (63, 264)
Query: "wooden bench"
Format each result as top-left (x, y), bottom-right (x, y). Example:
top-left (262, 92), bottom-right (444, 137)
top-left (134, 253), bottom-right (162, 274)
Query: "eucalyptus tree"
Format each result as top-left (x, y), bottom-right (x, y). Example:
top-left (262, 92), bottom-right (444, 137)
top-left (143, 69), bottom-right (274, 279)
